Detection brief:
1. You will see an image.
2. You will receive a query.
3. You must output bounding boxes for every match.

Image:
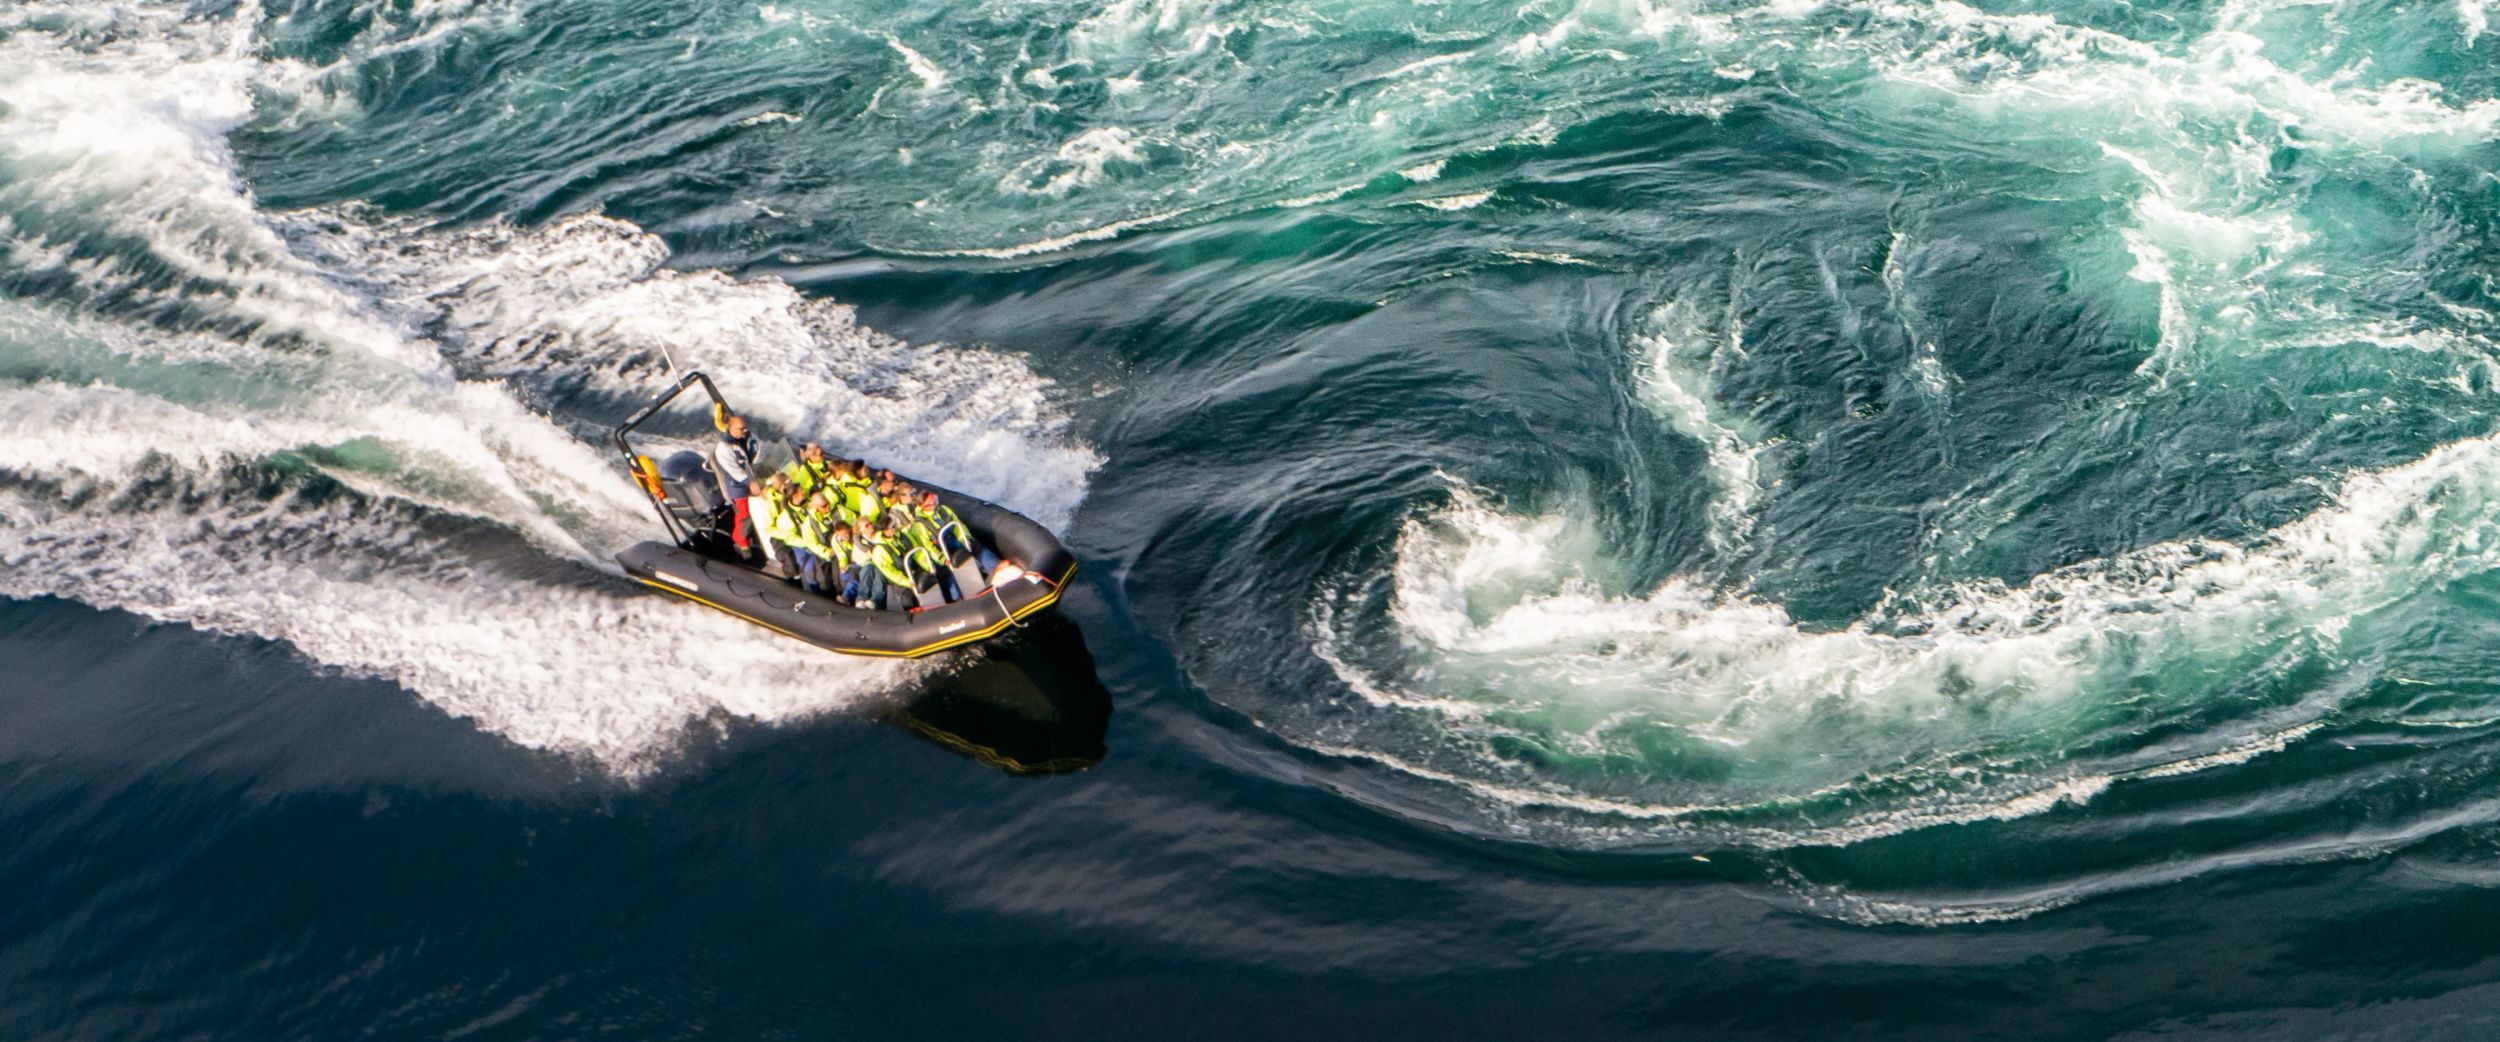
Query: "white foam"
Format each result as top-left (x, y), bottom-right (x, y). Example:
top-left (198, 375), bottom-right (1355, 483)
top-left (2135, 722), bottom-right (2326, 779)
top-left (288, 212), bottom-right (1099, 530)
top-left (892, 207), bottom-right (1191, 260)
top-left (886, 36), bottom-right (949, 91)
top-left (1634, 299), bottom-right (1766, 550)
top-left (1290, 711), bottom-right (2142, 850)
top-left (1379, 52), bottom-right (1474, 83)
top-left (1493, 249), bottom-right (1595, 266)
top-left (1784, 792), bottom-right (2500, 925)
top-left (0, 4), bottom-right (435, 375)
top-left (1413, 190), bottom-right (1493, 211)
top-left (0, 417), bottom-right (910, 773)
top-left (1886, 228), bottom-right (1958, 407)
top-left (1506, 19), bottom-right (1579, 59)
top-left (1276, 184), bottom-right (1361, 208)
top-left (1306, 428), bottom-right (2500, 845)
top-left (1069, 0), bottom-right (1237, 61)
top-left (998, 127), bottom-right (1153, 198)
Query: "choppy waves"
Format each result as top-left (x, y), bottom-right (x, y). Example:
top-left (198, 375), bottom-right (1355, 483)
top-left (1206, 0), bottom-right (2500, 920)
top-left (5, 0), bottom-right (2500, 924)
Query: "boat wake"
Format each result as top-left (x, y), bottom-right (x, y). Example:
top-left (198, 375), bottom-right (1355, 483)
top-left (0, 2), bottom-right (1095, 772)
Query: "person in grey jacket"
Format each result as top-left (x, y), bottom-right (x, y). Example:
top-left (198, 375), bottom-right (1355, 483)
top-left (712, 412), bottom-right (757, 501)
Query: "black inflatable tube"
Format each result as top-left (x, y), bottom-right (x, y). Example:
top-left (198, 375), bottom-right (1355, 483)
top-left (616, 482), bottom-right (1076, 658)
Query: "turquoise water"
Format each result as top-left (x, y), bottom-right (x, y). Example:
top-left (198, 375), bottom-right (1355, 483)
top-left (6, 0), bottom-right (2500, 1034)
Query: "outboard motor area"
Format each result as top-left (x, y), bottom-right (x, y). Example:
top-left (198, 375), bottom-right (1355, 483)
top-left (643, 450), bottom-right (738, 560)
top-left (656, 451), bottom-right (723, 516)
top-left (609, 370), bottom-right (1078, 658)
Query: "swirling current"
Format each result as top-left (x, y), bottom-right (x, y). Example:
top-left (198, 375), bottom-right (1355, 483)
top-left (7, 0), bottom-right (2500, 1036)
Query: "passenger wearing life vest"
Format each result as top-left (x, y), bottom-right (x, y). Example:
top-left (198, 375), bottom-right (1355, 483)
top-left (890, 483), bottom-right (933, 547)
top-left (914, 489), bottom-right (999, 576)
top-left (839, 460), bottom-right (881, 528)
top-left (871, 470), bottom-right (900, 519)
top-left (885, 485), bottom-right (955, 601)
top-left (753, 474), bottom-right (805, 578)
top-left (846, 523), bottom-right (885, 610)
top-left (780, 479), bottom-right (814, 548)
top-left (868, 516), bottom-right (920, 611)
top-left (787, 491), bottom-right (843, 595)
top-left (885, 482), bottom-right (925, 539)
top-left (912, 491), bottom-right (966, 550)
top-left (824, 520), bottom-right (860, 602)
top-left (806, 493), bottom-right (847, 565)
top-left (781, 442), bottom-right (836, 499)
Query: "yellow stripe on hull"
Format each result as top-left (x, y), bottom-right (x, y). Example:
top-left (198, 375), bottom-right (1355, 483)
top-left (630, 566), bottom-right (1074, 659)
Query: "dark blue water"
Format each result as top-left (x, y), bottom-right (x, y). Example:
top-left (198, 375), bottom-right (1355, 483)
top-left (16, 590), bottom-right (2500, 1040)
top-left (8, 0), bottom-right (2500, 1036)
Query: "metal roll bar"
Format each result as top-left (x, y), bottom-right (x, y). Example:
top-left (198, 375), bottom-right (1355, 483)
top-left (611, 369), bottom-right (730, 549)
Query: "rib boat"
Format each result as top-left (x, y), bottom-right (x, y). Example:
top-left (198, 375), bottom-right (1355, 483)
top-left (611, 371), bottom-right (1076, 657)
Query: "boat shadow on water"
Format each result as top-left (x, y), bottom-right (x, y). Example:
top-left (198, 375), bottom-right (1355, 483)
top-left (884, 614), bottom-right (1112, 775)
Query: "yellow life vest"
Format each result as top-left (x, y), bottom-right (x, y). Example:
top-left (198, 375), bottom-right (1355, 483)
top-left (899, 512), bottom-right (942, 558)
top-left (916, 502), bottom-right (969, 552)
top-left (786, 457), bottom-right (836, 497)
top-left (759, 493), bottom-right (805, 550)
top-left (749, 493), bottom-right (786, 554)
top-left (842, 479), bottom-right (880, 527)
top-left (793, 507), bottom-right (840, 560)
top-left (869, 535), bottom-right (914, 585)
